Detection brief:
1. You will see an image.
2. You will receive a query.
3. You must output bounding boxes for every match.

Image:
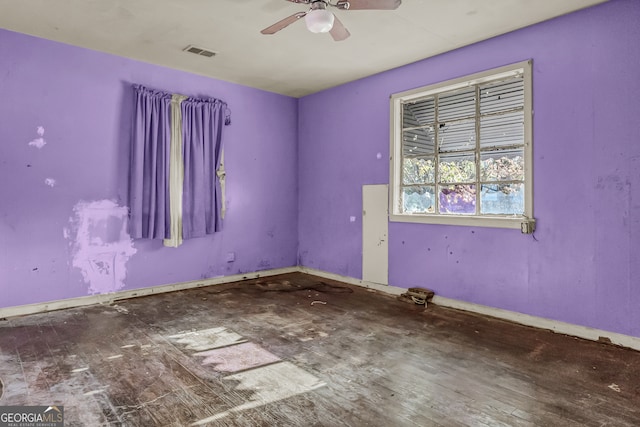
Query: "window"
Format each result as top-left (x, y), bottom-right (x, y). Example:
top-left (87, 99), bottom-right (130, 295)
top-left (389, 60), bottom-right (535, 232)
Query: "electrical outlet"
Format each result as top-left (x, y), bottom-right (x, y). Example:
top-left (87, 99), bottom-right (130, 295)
top-left (226, 252), bottom-right (235, 262)
top-left (521, 220), bottom-right (536, 234)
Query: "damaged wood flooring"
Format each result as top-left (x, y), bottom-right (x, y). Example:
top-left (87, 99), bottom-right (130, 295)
top-left (0, 272), bottom-right (639, 426)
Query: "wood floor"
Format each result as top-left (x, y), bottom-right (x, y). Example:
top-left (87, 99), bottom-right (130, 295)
top-left (0, 273), bottom-right (639, 426)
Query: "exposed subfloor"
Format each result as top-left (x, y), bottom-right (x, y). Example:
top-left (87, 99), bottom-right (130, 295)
top-left (0, 272), bottom-right (639, 426)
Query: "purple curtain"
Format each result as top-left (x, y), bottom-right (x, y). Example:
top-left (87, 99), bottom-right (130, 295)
top-left (181, 97), bottom-right (226, 238)
top-left (129, 85), bottom-right (229, 240)
top-left (129, 85), bottom-right (172, 239)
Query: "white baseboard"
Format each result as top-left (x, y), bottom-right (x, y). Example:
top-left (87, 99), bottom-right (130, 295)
top-left (0, 267), bottom-right (298, 319)
top-left (299, 268), bottom-right (640, 352)
top-left (431, 296), bottom-right (640, 352)
top-left (3, 265), bottom-right (639, 352)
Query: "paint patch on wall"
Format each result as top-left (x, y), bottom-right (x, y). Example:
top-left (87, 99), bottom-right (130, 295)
top-left (44, 178), bottom-right (56, 187)
top-left (65, 200), bottom-right (137, 294)
top-left (28, 126), bottom-right (47, 149)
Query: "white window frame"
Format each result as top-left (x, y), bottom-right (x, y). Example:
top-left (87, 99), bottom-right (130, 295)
top-left (389, 60), bottom-right (535, 232)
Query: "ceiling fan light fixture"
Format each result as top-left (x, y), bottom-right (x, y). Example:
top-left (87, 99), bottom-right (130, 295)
top-left (305, 9), bottom-right (334, 33)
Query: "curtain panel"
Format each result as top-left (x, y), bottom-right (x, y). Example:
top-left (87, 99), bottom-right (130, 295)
top-left (129, 85), bottom-right (230, 246)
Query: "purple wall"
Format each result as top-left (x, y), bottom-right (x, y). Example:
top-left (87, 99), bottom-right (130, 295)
top-left (0, 29), bottom-right (298, 308)
top-left (298, 0), bottom-right (640, 337)
top-left (1, 0), bottom-right (639, 339)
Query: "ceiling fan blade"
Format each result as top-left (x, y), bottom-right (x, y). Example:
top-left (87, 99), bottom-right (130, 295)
top-left (261, 12), bottom-right (307, 35)
top-left (329, 15), bottom-right (351, 41)
top-left (337, 0), bottom-right (401, 10)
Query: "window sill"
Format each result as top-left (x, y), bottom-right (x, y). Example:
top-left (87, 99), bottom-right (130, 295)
top-left (389, 213), bottom-right (536, 232)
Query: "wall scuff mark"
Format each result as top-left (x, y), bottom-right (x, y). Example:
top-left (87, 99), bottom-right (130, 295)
top-left (65, 200), bottom-right (137, 294)
top-left (44, 178), bottom-right (56, 187)
top-left (28, 126), bottom-right (47, 149)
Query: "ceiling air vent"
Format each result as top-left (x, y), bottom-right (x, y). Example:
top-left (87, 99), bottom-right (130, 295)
top-left (183, 45), bottom-right (217, 58)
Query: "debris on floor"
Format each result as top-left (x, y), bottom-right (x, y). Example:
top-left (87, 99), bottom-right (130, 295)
top-left (398, 287), bottom-right (435, 307)
top-left (608, 383), bottom-right (621, 392)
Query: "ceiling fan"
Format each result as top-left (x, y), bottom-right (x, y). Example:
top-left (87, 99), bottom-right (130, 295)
top-left (261, 0), bottom-right (401, 42)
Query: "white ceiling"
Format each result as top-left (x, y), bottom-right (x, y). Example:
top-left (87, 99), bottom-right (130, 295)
top-left (0, 0), bottom-right (607, 97)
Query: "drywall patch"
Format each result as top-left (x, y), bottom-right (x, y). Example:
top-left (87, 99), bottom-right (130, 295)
top-left (28, 126), bottom-right (47, 149)
top-left (65, 200), bottom-right (137, 295)
top-left (44, 178), bottom-right (56, 187)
